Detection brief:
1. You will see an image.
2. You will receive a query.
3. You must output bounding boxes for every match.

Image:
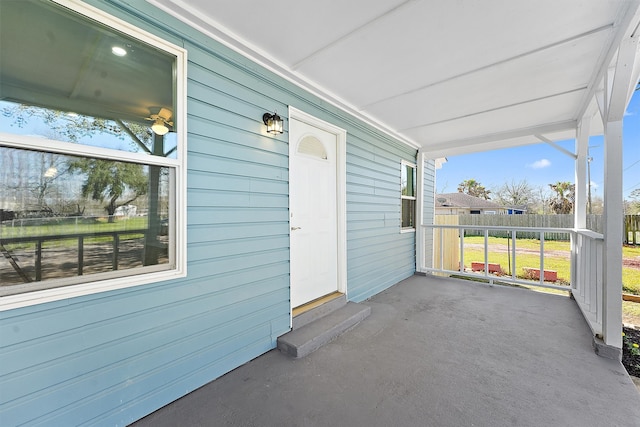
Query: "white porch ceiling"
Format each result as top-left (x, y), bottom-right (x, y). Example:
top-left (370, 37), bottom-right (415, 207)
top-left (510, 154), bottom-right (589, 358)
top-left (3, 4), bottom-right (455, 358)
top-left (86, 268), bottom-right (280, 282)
top-left (149, 0), bottom-right (640, 156)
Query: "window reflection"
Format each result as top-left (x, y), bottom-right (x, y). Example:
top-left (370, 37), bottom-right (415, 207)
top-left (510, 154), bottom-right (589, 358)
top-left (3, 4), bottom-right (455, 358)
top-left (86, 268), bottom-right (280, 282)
top-left (0, 0), bottom-right (177, 158)
top-left (0, 146), bottom-right (171, 288)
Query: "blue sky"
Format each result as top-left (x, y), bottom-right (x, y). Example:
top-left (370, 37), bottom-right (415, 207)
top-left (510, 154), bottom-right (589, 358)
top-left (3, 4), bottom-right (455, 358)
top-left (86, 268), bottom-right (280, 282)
top-left (436, 90), bottom-right (640, 200)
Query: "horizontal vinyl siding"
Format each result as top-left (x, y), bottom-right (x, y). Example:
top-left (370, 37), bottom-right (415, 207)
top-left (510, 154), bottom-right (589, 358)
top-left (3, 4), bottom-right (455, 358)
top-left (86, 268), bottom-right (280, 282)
top-left (345, 133), bottom-right (417, 302)
top-left (0, 4), bottom-right (291, 426)
top-left (0, 0), bottom-right (425, 425)
top-left (423, 159), bottom-right (436, 268)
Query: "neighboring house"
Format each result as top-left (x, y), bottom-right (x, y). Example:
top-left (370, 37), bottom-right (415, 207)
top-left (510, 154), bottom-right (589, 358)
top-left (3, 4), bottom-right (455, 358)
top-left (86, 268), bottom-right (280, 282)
top-left (435, 193), bottom-right (506, 215)
top-left (0, 1), bottom-right (638, 426)
top-left (506, 206), bottom-right (527, 215)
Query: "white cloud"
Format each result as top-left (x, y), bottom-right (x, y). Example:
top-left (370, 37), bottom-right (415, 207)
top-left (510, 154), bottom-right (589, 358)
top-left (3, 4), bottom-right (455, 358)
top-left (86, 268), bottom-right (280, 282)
top-left (528, 159), bottom-right (551, 169)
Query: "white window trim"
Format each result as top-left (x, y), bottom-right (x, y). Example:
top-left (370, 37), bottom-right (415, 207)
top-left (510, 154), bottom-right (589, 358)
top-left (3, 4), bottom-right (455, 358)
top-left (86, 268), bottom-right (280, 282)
top-left (401, 160), bottom-right (417, 233)
top-left (0, 0), bottom-right (188, 311)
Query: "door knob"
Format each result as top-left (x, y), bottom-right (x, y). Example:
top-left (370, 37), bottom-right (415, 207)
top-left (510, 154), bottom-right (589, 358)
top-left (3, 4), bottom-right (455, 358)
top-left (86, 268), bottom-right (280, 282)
top-left (291, 226), bottom-right (301, 230)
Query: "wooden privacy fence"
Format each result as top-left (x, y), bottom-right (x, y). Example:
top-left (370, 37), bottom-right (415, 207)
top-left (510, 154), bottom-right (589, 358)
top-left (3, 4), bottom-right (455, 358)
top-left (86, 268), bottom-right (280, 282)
top-left (433, 215), bottom-right (459, 275)
top-left (456, 214), bottom-right (602, 240)
top-left (448, 214), bottom-right (638, 243)
top-left (625, 215), bottom-right (639, 245)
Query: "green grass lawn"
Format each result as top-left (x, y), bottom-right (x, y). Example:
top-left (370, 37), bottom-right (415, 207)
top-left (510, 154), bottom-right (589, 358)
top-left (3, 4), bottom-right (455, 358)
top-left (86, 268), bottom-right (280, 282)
top-left (0, 216), bottom-right (148, 238)
top-left (0, 217), bottom-right (149, 249)
top-left (462, 236), bottom-right (640, 294)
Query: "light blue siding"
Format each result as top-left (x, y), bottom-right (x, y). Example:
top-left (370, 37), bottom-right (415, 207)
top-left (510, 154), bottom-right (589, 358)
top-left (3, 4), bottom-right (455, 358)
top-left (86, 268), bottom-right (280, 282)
top-left (345, 133), bottom-right (416, 301)
top-left (0, 0), bottom-right (427, 425)
top-left (423, 159), bottom-right (437, 268)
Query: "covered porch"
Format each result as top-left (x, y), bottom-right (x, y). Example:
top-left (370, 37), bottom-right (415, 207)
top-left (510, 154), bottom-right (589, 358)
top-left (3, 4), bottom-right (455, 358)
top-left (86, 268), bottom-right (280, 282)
top-left (133, 274), bottom-right (640, 426)
top-left (2, 2), bottom-right (640, 425)
top-left (153, 0), bottom-right (640, 353)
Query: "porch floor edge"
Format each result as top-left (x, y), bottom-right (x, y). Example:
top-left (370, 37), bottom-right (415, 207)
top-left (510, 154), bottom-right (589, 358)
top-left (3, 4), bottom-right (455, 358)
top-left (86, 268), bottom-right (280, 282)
top-left (592, 335), bottom-right (623, 360)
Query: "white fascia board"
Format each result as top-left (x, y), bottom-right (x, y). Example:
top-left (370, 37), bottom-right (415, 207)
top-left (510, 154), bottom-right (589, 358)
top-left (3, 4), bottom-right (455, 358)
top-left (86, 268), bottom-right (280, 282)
top-left (146, 0), bottom-right (420, 150)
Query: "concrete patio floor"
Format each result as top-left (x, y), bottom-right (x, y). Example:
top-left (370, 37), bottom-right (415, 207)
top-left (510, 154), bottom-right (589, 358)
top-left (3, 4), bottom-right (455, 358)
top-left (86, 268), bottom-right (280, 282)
top-left (132, 275), bottom-right (640, 427)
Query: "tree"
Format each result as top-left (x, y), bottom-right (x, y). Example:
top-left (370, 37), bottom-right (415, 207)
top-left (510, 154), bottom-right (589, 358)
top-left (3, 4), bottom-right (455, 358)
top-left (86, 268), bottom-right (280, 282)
top-left (627, 188), bottom-right (640, 214)
top-left (493, 179), bottom-right (534, 208)
top-left (68, 158), bottom-right (148, 222)
top-left (2, 104), bottom-right (153, 149)
top-left (4, 103), bottom-right (166, 266)
top-left (0, 146), bottom-right (71, 214)
top-left (458, 179), bottom-right (491, 200)
top-left (548, 181), bottom-right (575, 214)
top-left (535, 186), bottom-right (552, 214)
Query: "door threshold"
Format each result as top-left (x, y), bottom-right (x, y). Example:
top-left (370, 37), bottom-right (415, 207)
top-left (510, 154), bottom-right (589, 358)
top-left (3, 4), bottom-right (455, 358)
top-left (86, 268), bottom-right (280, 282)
top-left (293, 291), bottom-right (344, 317)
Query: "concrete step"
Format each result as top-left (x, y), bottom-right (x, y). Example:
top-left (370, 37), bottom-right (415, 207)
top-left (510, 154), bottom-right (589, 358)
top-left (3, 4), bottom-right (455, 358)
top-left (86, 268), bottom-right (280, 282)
top-left (292, 293), bottom-right (347, 330)
top-left (277, 302), bottom-right (371, 358)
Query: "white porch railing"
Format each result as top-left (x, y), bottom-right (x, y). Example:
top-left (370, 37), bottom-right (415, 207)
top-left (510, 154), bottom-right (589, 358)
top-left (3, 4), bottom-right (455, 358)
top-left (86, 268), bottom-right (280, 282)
top-left (571, 229), bottom-right (605, 337)
top-left (419, 224), bottom-right (605, 338)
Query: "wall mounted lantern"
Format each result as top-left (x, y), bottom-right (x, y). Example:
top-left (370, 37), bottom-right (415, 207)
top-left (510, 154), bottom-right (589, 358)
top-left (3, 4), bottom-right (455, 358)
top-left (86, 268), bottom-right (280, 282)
top-left (263, 112), bottom-right (284, 134)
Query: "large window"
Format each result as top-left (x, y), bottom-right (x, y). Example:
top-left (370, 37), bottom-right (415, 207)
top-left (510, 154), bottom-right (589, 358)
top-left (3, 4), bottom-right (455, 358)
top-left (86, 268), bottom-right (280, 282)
top-left (0, 0), bottom-right (186, 305)
top-left (401, 161), bottom-right (416, 230)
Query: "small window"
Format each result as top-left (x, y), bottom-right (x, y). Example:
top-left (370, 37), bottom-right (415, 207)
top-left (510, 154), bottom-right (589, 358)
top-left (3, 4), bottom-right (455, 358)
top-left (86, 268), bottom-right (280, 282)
top-left (298, 135), bottom-right (328, 159)
top-left (0, 0), bottom-right (186, 305)
top-left (401, 161), bottom-right (416, 230)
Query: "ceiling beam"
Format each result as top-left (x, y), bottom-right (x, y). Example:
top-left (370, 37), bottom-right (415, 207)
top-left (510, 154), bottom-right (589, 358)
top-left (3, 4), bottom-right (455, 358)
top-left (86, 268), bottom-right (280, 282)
top-left (400, 88), bottom-right (585, 132)
top-left (363, 25), bottom-right (612, 110)
top-left (147, 0), bottom-right (421, 149)
top-left (291, 0), bottom-right (416, 70)
top-left (69, 34), bottom-right (102, 100)
top-left (1, 83), bottom-right (147, 124)
top-left (420, 120), bottom-right (576, 157)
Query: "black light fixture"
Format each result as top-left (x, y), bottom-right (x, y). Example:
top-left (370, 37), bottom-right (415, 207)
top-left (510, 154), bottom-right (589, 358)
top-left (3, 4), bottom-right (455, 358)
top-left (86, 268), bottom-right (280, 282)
top-left (263, 111), bottom-right (284, 134)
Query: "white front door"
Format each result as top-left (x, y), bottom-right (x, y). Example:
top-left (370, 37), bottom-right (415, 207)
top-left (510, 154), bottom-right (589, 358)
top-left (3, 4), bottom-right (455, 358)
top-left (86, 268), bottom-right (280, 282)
top-left (289, 117), bottom-right (339, 307)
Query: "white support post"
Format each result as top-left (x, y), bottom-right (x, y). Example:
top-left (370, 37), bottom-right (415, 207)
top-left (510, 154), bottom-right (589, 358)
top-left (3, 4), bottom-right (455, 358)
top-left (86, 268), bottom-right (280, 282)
top-left (602, 118), bottom-right (623, 349)
top-left (608, 35), bottom-right (640, 121)
top-left (416, 150), bottom-right (426, 272)
top-left (598, 33), bottom-right (640, 351)
top-left (574, 118), bottom-right (590, 229)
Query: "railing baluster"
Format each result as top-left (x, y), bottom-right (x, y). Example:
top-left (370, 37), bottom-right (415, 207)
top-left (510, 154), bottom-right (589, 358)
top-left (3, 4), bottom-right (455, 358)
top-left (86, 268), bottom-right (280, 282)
top-left (539, 232), bottom-right (545, 287)
top-left (35, 239), bottom-right (42, 281)
top-left (585, 237), bottom-right (592, 306)
top-left (483, 229), bottom-right (489, 279)
top-left (439, 225), bottom-right (444, 270)
top-left (511, 230), bottom-right (516, 280)
top-left (420, 224), bottom-right (604, 338)
top-left (78, 236), bottom-right (84, 276)
top-left (569, 232), bottom-right (575, 291)
top-left (113, 233), bottom-right (119, 271)
top-left (595, 238), bottom-right (603, 329)
top-left (2, 228), bottom-right (148, 283)
top-left (459, 227), bottom-right (464, 273)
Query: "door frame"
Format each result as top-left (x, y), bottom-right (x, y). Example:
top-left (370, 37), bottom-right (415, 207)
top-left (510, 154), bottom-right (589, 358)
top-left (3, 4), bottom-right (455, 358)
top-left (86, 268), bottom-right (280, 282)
top-left (288, 106), bottom-right (347, 319)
